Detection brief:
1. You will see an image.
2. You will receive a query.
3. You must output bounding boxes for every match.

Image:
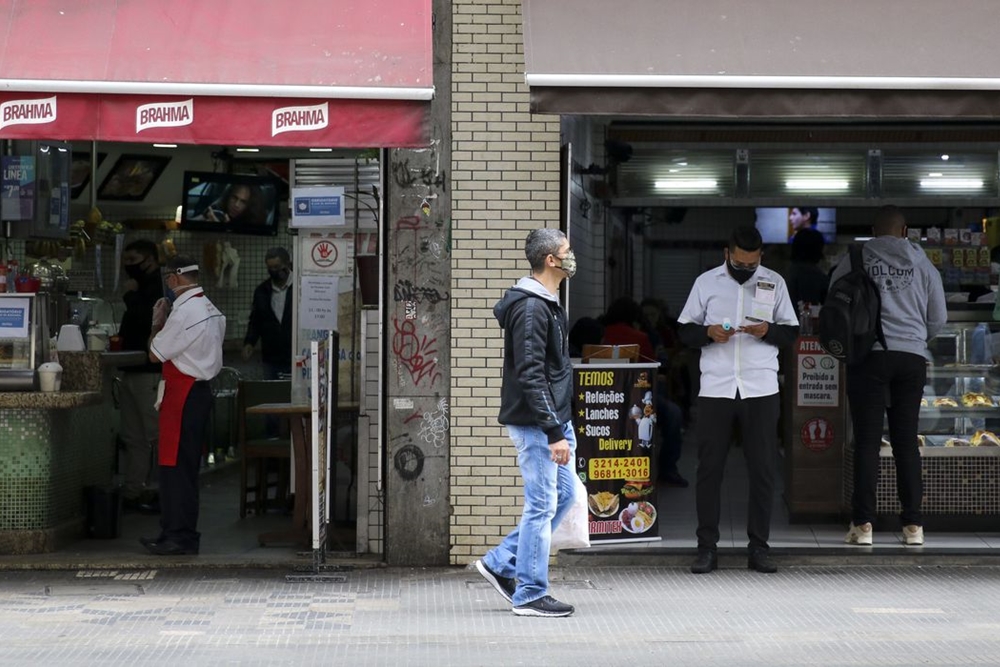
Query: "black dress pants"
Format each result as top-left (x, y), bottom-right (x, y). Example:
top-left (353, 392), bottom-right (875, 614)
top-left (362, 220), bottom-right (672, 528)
top-left (695, 392), bottom-right (780, 551)
top-left (159, 381), bottom-right (213, 550)
top-left (846, 351), bottom-right (926, 527)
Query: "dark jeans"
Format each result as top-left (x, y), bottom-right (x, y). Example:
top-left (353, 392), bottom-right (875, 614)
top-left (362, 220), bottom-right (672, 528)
top-left (694, 392), bottom-right (780, 552)
top-left (847, 351), bottom-right (926, 527)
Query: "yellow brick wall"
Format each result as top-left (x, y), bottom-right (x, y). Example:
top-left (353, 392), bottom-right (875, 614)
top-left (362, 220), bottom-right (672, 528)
top-left (449, 0), bottom-right (562, 564)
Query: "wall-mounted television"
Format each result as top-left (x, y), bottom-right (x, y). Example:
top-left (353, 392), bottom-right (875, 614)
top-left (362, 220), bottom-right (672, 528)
top-left (755, 207), bottom-right (836, 244)
top-left (180, 171), bottom-right (280, 236)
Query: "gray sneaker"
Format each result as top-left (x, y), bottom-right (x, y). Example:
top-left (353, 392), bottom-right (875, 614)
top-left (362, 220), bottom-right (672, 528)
top-left (512, 595), bottom-right (574, 618)
top-left (474, 559), bottom-right (515, 604)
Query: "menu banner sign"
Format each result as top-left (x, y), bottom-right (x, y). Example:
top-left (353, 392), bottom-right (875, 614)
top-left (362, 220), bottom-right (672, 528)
top-left (573, 362), bottom-right (660, 543)
top-left (1, 156), bottom-right (35, 221)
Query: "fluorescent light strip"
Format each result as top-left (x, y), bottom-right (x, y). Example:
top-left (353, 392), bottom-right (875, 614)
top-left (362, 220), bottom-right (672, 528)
top-left (919, 178), bottom-right (984, 190)
top-left (236, 148), bottom-right (259, 153)
top-left (152, 143), bottom-right (177, 148)
top-left (309, 148), bottom-right (334, 153)
top-left (654, 179), bottom-right (717, 191)
top-left (785, 179), bottom-right (849, 191)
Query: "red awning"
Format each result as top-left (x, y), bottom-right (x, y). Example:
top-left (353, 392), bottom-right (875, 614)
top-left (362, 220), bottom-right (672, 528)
top-left (0, 0), bottom-right (433, 146)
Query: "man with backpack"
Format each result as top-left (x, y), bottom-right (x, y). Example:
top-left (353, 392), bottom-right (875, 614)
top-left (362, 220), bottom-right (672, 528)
top-left (828, 206), bottom-right (946, 547)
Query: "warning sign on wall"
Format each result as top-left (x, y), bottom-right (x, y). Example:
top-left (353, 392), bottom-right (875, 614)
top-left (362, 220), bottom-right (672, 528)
top-left (800, 417), bottom-right (835, 452)
top-left (796, 337), bottom-right (840, 407)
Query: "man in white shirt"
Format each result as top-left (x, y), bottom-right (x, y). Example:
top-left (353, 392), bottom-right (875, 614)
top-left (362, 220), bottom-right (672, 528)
top-left (677, 226), bottom-right (799, 574)
top-left (140, 257), bottom-right (226, 556)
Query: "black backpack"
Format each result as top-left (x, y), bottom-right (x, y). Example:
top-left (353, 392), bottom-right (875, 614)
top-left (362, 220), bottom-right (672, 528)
top-left (818, 245), bottom-right (887, 365)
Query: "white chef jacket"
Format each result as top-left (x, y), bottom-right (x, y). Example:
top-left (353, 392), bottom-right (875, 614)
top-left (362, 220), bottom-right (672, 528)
top-left (677, 263), bottom-right (799, 399)
top-left (150, 287), bottom-right (226, 381)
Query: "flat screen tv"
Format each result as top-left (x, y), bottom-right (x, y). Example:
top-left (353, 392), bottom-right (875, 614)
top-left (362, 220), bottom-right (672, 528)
top-left (180, 171), bottom-right (280, 236)
top-left (755, 207), bottom-right (836, 244)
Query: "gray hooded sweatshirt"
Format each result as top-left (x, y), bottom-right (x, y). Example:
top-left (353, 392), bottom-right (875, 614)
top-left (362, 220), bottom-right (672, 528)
top-left (830, 236), bottom-right (947, 357)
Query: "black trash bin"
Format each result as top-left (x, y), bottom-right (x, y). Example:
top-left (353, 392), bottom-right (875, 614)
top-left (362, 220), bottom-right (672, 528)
top-left (84, 485), bottom-right (122, 539)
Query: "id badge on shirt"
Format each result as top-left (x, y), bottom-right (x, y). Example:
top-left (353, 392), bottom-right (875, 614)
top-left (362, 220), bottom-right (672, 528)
top-left (750, 280), bottom-right (776, 322)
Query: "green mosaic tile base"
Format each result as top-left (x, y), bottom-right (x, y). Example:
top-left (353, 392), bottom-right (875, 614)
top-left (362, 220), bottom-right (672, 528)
top-left (0, 405), bottom-right (114, 530)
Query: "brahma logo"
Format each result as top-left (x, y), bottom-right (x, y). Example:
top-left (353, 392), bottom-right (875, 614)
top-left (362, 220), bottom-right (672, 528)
top-left (0, 96), bottom-right (57, 130)
top-left (272, 102), bottom-right (328, 136)
top-left (136, 99), bottom-right (193, 133)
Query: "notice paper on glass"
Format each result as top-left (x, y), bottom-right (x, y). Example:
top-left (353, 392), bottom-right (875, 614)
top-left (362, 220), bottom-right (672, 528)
top-left (0, 297), bottom-right (31, 338)
top-left (300, 275), bottom-right (339, 331)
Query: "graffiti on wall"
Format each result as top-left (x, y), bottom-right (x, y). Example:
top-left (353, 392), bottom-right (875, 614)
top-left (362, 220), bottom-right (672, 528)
top-left (388, 141), bottom-right (451, 392)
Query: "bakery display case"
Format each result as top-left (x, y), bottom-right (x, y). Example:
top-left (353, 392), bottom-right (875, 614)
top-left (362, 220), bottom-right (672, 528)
top-left (844, 305), bottom-right (1000, 526)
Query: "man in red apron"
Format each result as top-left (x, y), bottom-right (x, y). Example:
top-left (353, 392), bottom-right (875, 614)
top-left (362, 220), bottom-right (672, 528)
top-left (140, 256), bottom-right (226, 556)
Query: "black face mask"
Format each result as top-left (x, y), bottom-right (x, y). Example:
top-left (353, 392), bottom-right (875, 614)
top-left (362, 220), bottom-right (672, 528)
top-left (124, 263), bottom-right (147, 281)
top-left (727, 262), bottom-right (757, 285)
top-left (269, 268), bottom-right (290, 284)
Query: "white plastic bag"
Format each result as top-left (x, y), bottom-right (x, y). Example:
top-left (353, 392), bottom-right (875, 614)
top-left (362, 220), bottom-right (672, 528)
top-left (550, 475), bottom-right (591, 552)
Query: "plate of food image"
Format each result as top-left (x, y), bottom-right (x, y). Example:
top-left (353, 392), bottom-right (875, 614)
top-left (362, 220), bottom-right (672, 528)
top-left (587, 491), bottom-right (620, 518)
top-left (619, 501), bottom-right (657, 534)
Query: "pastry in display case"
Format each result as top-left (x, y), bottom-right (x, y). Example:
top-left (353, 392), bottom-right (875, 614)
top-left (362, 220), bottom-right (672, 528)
top-left (906, 315), bottom-right (1000, 454)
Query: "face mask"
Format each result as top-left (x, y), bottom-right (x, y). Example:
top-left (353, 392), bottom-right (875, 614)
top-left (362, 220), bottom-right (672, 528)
top-left (557, 251), bottom-right (577, 279)
top-left (727, 261), bottom-right (757, 285)
top-left (269, 268), bottom-right (290, 284)
top-left (124, 263), bottom-right (146, 281)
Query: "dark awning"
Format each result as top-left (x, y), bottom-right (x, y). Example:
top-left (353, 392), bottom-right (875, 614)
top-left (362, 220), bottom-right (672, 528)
top-left (0, 0), bottom-right (433, 146)
top-left (523, 0), bottom-right (1000, 120)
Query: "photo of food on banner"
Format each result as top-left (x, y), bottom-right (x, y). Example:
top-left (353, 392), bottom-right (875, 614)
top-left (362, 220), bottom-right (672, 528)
top-left (574, 365), bottom-right (659, 541)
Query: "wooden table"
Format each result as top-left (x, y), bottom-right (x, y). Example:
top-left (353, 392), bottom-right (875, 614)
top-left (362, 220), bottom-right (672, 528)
top-left (245, 401), bottom-right (360, 547)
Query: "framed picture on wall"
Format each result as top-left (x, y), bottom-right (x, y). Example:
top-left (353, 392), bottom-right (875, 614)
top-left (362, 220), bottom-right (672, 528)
top-left (70, 151), bottom-right (107, 199)
top-left (97, 154), bottom-right (171, 201)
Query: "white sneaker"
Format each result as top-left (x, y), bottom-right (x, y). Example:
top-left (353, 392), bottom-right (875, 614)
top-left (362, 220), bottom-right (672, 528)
top-left (845, 522), bottom-right (873, 545)
top-left (902, 525), bottom-right (924, 545)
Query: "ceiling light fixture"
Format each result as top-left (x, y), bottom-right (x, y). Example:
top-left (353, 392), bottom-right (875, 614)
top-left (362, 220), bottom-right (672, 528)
top-left (941, 154), bottom-right (950, 161)
top-left (785, 179), bottom-right (849, 191)
top-left (309, 148), bottom-right (334, 153)
top-left (654, 179), bottom-right (718, 191)
top-left (236, 147), bottom-right (259, 153)
top-left (919, 178), bottom-right (984, 190)
top-left (928, 172), bottom-right (943, 177)
top-left (153, 143), bottom-right (177, 148)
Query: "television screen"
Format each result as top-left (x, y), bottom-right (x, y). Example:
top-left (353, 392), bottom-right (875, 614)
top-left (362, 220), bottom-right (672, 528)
top-left (180, 171), bottom-right (279, 236)
top-left (755, 207), bottom-right (836, 244)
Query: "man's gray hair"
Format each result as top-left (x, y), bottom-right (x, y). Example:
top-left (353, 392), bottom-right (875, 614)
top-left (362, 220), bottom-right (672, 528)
top-left (524, 228), bottom-right (566, 272)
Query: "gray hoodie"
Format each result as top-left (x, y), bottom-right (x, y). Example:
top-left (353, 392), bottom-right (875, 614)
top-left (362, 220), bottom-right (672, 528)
top-left (830, 236), bottom-right (947, 357)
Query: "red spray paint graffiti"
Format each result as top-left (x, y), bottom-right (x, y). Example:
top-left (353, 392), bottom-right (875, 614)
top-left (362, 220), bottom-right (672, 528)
top-left (392, 318), bottom-right (442, 387)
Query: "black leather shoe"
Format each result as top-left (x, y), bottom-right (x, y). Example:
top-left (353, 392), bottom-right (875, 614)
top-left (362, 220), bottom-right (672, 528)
top-left (690, 549), bottom-right (717, 574)
top-left (143, 540), bottom-right (199, 556)
top-left (748, 550), bottom-right (777, 573)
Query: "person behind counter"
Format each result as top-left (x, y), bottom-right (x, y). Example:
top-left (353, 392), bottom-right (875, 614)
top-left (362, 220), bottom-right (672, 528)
top-left (242, 247), bottom-right (293, 379)
top-left (118, 240), bottom-right (163, 514)
top-left (786, 227), bottom-right (828, 311)
top-left (140, 257), bottom-right (225, 556)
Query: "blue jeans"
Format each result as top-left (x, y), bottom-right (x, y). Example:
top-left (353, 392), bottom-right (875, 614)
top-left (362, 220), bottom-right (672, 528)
top-left (482, 420), bottom-right (577, 606)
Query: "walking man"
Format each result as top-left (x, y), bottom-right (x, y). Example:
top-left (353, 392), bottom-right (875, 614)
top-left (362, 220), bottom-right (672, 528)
top-left (475, 228), bottom-right (578, 617)
top-left (833, 206), bottom-right (946, 547)
top-left (140, 257), bottom-right (226, 556)
top-left (677, 226), bottom-right (799, 574)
